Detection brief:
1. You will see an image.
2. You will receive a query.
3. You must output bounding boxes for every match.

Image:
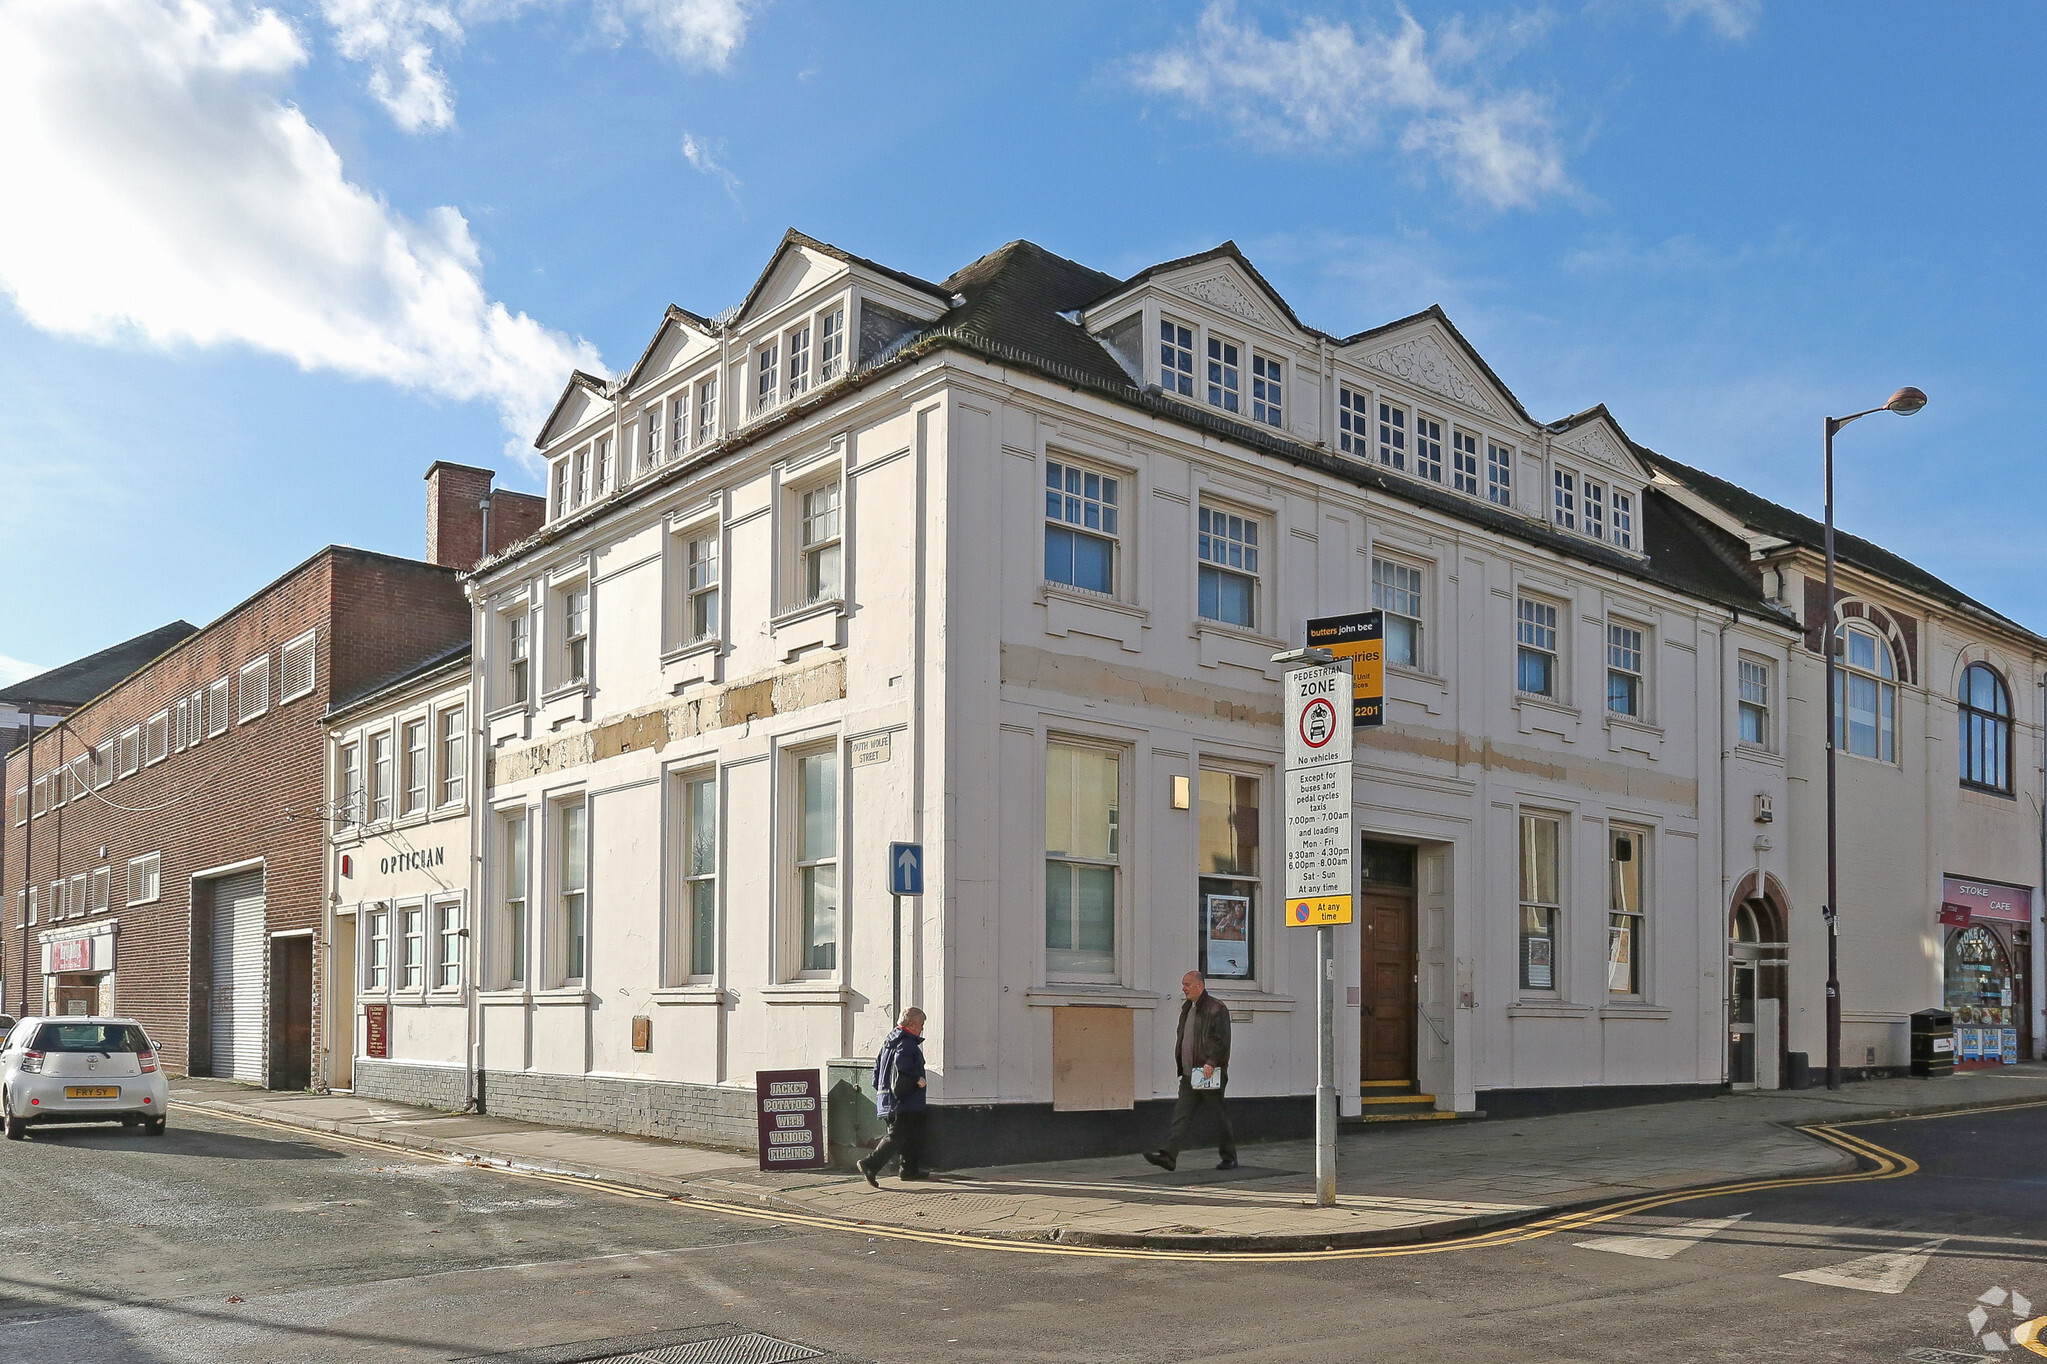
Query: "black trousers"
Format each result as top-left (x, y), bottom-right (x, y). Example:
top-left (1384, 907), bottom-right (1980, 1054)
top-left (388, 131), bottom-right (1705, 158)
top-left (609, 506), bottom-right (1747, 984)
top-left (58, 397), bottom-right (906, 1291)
top-left (1165, 1074), bottom-right (1236, 1159)
top-left (867, 1109), bottom-right (927, 1174)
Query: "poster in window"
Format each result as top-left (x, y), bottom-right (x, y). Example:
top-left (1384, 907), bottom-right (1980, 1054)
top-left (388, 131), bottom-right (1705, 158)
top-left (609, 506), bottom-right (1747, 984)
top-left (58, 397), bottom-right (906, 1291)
top-left (1524, 936), bottom-right (1554, 990)
top-left (1204, 894), bottom-right (1252, 979)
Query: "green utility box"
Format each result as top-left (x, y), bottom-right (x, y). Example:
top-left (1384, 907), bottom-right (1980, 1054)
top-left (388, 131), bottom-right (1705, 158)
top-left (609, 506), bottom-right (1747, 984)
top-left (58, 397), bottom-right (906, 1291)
top-left (826, 1057), bottom-right (883, 1170)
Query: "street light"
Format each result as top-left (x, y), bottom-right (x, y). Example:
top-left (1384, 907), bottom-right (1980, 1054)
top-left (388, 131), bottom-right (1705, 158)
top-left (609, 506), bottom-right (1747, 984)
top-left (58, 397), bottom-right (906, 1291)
top-left (1822, 385), bottom-right (1927, 1091)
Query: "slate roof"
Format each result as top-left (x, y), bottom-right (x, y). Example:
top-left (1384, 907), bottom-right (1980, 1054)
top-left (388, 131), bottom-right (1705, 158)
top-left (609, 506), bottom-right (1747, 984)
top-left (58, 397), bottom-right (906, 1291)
top-left (0, 621), bottom-right (198, 709)
top-left (325, 641), bottom-right (472, 723)
top-left (1636, 446), bottom-right (2027, 635)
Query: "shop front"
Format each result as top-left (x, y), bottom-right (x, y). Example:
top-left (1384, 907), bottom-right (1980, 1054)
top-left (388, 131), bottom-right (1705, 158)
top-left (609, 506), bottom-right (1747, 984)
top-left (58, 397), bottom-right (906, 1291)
top-left (1939, 875), bottom-right (2034, 1066)
top-left (40, 923), bottom-right (117, 1018)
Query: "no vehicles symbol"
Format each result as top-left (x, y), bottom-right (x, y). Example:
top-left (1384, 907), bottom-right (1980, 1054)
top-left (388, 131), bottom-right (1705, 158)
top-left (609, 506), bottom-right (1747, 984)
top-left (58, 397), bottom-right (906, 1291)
top-left (1298, 696), bottom-right (1338, 750)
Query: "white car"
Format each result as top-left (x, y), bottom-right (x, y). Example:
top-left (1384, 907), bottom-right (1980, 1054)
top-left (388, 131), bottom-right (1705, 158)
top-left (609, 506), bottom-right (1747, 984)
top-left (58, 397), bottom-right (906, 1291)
top-left (1, 1017), bottom-right (169, 1139)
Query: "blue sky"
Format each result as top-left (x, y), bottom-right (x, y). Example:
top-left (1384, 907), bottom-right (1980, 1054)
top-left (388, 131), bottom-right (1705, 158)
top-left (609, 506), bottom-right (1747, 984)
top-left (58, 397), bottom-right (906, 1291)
top-left (2, 0), bottom-right (2042, 680)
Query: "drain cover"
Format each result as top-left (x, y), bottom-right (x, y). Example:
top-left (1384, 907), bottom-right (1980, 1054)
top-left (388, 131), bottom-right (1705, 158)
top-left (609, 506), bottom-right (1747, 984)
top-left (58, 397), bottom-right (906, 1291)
top-left (632, 1337), bottom-right (823, 1364)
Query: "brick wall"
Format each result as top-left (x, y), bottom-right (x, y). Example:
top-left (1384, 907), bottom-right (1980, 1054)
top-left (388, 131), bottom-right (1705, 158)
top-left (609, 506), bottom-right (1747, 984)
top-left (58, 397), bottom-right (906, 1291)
top-left (424, 462), bottom-right (546, 573)
top-left (481, 1069), bottom-right (759, 1151)
top-left (353, 1056), bottom-right (468, 1111)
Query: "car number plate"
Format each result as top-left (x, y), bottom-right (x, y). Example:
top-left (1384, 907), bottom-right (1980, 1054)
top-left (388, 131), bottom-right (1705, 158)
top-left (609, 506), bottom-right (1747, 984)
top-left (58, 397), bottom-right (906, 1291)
top-left (64, 1086), bottom-right (120, 1099)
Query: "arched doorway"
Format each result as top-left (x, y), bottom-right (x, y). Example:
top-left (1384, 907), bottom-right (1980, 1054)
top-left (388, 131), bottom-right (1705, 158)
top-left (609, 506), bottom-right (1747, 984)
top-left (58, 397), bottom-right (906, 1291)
top-left (1729, 875), bottom-right (1790, 1089)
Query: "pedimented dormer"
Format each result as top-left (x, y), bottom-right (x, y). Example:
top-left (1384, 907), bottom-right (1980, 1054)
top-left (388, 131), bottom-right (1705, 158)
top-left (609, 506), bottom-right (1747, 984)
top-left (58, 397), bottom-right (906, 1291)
top-left (1544, 407), bottom-right (1652, 557)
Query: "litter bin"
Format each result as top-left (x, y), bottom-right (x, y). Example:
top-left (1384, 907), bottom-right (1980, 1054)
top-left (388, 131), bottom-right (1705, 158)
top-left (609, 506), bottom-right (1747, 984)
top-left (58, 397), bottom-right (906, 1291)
top-left (1911, 1008), bottom-right (1955, 1078)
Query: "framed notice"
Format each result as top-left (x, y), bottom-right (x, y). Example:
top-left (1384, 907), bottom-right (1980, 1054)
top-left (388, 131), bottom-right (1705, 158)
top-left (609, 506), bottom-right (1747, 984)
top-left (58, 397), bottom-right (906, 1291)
top-left (1203, 893), bottom-right (1252, 980)
top-left (755, 1068), bottom-right (826, 1171)
top-left (364, 1003), bottom-right (388, 1060)
top-left (1523, 937), bottom-right (1554, 991)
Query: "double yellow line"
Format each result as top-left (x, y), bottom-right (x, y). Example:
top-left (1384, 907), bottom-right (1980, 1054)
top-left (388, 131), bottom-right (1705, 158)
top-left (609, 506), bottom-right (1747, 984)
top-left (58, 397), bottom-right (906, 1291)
top-left (189, 1101), bottom-right (1930, 1264)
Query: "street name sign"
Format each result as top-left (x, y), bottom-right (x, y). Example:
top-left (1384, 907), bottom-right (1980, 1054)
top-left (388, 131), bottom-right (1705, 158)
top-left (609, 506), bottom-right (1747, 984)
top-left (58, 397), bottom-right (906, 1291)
top-left (888, 841), bottom-right (924, 897)
top-left (1283, 662), bottom-right (1354, 927)
top-left (1306, 610), bottom-right (1385, 728)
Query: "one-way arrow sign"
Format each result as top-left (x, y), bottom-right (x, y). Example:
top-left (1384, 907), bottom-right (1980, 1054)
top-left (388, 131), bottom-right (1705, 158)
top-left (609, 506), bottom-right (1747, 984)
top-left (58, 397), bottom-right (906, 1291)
top-left (889, 842), bottom-right (924, 897)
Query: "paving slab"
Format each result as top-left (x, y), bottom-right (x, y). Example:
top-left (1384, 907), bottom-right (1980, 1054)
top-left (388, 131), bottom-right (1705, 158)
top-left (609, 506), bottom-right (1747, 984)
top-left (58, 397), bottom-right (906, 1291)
top-left (169, 1065), bottom-right (2047, 1252)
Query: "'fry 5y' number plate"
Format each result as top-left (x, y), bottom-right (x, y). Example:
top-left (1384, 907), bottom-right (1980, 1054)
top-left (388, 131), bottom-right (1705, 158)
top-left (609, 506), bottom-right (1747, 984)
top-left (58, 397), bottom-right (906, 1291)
top-left (64, 1086), bottom-right (120, 1099)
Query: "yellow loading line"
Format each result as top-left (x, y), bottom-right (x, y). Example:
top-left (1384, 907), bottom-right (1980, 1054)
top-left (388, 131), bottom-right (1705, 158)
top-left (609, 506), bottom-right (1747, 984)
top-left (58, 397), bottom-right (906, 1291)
top-left (192, 1103), bottom-right (1927, 1265)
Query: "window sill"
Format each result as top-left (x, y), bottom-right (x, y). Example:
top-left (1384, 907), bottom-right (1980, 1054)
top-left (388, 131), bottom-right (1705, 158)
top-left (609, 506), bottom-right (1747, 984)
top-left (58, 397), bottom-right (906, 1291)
top-left (486, 700), bottom-right (530, 722)
top-left (759, 982), bottom-right (853, 1005)
top-left (1039, 584), bottom-right (1148, 653)
top-left (1191, 618), bottom-right (1285, 650)
top-left (771, 598), bottom-right (845, 630)
top-left (1207, 989), bottom-right (1296, 1012)
top-left (1040, 582), bottom-right (1144, 617)
top-left (651, 985), bottom-right (732, 1006)
top-left (769, 599), bottom-right (846, 661)
top-left (1513, 693), bottom-right (1578, 716)
top-left (1599, 1003), bottom-right (1671, 1020)
top-left (477, 988), bottom-right (531, 1004)
top-left (1506, 1001), bottom-right (1594, 1019)
top-left (541, 681), bottom-right (589, 704)
top-left (1960, 783), bottom-right (2019, 803)
top-left (661, 637), bottom-right (723, 666)
top-left (531, 988), bottom-right (594, 1007)
top-left (1732, 741), bottom-right (1781, 763)
top-left (1025, 985), bottom-right (1161, 1009)
top-left (1385, 662), bottom-right (1446, 687)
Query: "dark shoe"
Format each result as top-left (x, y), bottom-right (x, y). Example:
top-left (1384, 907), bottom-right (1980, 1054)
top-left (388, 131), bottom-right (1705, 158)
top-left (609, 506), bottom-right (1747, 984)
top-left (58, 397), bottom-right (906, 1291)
top-left (899, 1169), bottom-right (931, 1182)
top-left (857, 1158), bottom-right (880, 1189)
top-left (1216, 1157), bottom-right (1239, 1171)
top-left (1143, 1150), bottom-right (1177, 1172)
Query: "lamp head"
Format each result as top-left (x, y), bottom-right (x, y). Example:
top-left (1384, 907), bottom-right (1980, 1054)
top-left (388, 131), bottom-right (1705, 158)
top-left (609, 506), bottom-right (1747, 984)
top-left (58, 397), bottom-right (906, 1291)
top-left (1885, 386), bottom-right (1928, 416)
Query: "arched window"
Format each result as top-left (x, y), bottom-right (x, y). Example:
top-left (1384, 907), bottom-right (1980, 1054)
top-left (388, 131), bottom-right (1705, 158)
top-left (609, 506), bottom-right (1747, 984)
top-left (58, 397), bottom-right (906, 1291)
top-left (1832, 623), bottom-right (1897, 762)
top-left (1959, 662), bottom-right (2013, 793)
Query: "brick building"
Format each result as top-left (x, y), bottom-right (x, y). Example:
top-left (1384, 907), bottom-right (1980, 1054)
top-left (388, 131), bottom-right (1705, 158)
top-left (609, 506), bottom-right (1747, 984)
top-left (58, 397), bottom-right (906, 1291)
top-left (0, 465), bottom-right (540, 1088)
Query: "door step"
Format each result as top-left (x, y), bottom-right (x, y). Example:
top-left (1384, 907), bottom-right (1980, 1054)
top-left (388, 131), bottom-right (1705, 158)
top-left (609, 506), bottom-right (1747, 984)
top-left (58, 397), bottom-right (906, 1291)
top-left (1353, 1110), bottom-right (1462, 1123)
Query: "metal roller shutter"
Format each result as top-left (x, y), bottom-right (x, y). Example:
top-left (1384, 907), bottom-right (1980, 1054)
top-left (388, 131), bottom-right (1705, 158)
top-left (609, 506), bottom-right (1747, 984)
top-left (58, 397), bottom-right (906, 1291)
top-left (209, 870), bottom-right (266, 1082)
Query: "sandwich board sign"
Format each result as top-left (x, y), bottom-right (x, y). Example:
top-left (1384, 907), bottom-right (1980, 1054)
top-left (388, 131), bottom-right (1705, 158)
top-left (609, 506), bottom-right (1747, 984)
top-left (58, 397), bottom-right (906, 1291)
top-left (755, 1069), bottom-right (826, 1171)
top-left (1283, 662), bottom-right (1354, 927)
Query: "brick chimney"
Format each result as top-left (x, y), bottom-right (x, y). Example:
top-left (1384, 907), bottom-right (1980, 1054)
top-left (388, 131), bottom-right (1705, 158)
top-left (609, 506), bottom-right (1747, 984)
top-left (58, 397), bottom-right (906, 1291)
top-left (424, 462), bottom-right (547, 571)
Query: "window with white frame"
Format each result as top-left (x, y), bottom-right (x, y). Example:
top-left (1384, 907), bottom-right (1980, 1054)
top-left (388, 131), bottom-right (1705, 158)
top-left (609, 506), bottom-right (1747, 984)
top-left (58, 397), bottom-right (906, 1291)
top-left (94, 741), bottom-right (114, 790)
top-left (1159, 319), bottom-right (1195, 397)
top-left (119, 727), bottom-right (140, 777)
top-left (401, 719), bottom-right (427, 816)
top-left (1251, 354), bottom-right (1283, 427)
top-left (553, 457), bottom-right (570, 516)
top-left (569, 445), bottom-right (589, 510)
top-left (50, 881), bottom-right (64, 921)
top-left (785, 321), bottom-right (811, 400)
top-left (799, 481), bottom-right (843, 605)
top-left (369, 730), bottom-right (393, 822)
top-left (239, 655), bottom-right (269, 722)
top-left (643, 403), bottom-right (664, 471)
top-left (434, 898), bottom-right (463, 989)
top-left (1488, 441), bottom-right (1513, 506)
top-left (1553, 469), bottom-right (1576, 530)
top-left (1196, 505), bottom-right (1259, 629)
top-left (208, 678), bottom-right (230, 735)
top-left (501, 811), bottom-right (528, 987)
top-left (559, 800), bottom-right (588, 984)
top-left (70, 874), bottom-right (87, 921)
top-left (1612, 490), bottom-right (1635, 549)
top-left (365, 907), bottom-right (389, 990)
top-left (1517, 597), bottom-right (1559, 698)
top-left (670, 393), bottom-right (690, 460)
top-left (401, 903), bottom-right (424, 990)
top-left (1584, 480), bottom-right (1606, 542)
top-left (69, 756), bottom-right (88, 802)
top-left (31, 777), bottom-right (45, 817)
top-left (1045, 741), bottom-right (1119, 977)
top-left (1043, 458), bottom-right (1119, 595)
top-left (695, 374), bottom-right (719, 445)
top-left (1452, 429), bottom-right (1480, 495)
top-left (561, 585), bottom-right (590, 685)
top-left (1519, 814), bottom-right (1560, 991)
top-left (1374, 558), bottom-right (1424, 670)
top-left (1738, 657), bottom-right (1772, 748)
top-left (1607, 621), bottom-right (1644, 716)
top-left (818, 307), bottom-right (845, 382)
top-left (24, 886), bottom-right (36, 927)
top-left (1608, 827), bottom-right (1646, 995)
top-left (506, 608), bottom-right (531, 704)
top-left (1338, 386), bottom-right (1369, 456)
top-left (754, 340), bottom-right (779, 412)
top-left (1206, 336), bottom-right (1240, 413)
top-left (90, 866), bottom-right (110, 914)
top-left (1197, 768), bottom-right (1259, 981)
top-left (1833, 623), bottom-right (1897, 762)
top-left (439, 706), bottom-right (465, 806)
top-left (1414, 415), bottom-right (1443, 483)
top-left (1378, 401), bottom-right (1407, 470)
top-left (338, 741), bottom-right (361, 827)
top-left (593, 435), bottom-right (614, 499)
top-left (685, 529), bottom-right (721, 644)
top-left (145, 711), bottom-right (168, 764)
top-left (175, 698), bottom-right (190, 752)
top-left (280, 630), bottom-right (316, 702)
top-left (677, 771), bottom-right (716, 982)
top-left (127, 852), bottom-right (161, 906)
top-left (794, 749), bottom-right (838, 973)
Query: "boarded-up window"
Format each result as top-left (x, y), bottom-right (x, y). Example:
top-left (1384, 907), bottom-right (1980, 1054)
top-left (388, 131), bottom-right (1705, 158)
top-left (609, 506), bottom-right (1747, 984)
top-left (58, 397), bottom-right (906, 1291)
top-left (208, 678), bottom-right (230, 735)
top-left (280, 630), bottom-right (316, 702)
top-left (239, 656), bottom-right (269, 721)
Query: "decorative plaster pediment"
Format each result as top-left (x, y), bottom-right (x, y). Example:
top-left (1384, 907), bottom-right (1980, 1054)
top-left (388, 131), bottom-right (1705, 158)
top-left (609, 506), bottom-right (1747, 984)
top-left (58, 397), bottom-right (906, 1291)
top-left (1559, 425), bottom-right (1629, 471)
top-left (1360, 334), bottom-right (1496, 416)
top-left (1180, 273), bottom-right (1268, 325)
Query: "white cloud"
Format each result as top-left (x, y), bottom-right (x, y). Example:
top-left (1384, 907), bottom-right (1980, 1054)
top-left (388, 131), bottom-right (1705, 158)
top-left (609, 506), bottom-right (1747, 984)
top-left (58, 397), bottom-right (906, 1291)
top-left (324, 0), bottom-right (756, 133)
top-left (0, 653), bottom-right (46, 689)
top-left (1127, 1), bottom-right (1571, 210)
top-left (681, 130), bottom-right (741, 201)
top-left (0, 0), bottom-right (600, 450)
top-left (1664, 0), bottom-right (1759, 40)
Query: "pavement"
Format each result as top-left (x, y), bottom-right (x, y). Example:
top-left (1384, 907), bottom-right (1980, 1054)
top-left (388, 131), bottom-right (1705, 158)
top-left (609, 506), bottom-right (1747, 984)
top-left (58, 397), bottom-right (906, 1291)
top-left (169, 1065), bottom-right (2047, 1253)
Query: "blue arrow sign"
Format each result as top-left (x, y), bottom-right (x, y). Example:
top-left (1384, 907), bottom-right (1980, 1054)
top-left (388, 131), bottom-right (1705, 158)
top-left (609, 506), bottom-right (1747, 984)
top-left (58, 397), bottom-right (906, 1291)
top-left (889, 841), bottom-right (924, 897)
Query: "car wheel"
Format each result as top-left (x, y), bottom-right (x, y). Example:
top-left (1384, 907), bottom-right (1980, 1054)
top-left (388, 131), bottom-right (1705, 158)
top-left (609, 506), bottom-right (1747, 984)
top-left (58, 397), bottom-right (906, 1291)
top-left (146, 1117), bottom-right (166, 1137)
top-left (4, 1104), bottom-right (25, 1141)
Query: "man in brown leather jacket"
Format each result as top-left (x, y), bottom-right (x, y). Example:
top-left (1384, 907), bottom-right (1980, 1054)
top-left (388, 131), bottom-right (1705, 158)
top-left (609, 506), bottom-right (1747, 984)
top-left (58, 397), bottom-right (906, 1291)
top-left (1144, 970), bottom-right (1237, 1172)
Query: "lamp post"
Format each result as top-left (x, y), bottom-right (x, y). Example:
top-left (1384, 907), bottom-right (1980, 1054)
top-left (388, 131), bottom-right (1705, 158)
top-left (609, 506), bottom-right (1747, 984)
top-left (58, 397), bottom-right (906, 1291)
top-left (1822, 385), bottom-right (1927, 1091)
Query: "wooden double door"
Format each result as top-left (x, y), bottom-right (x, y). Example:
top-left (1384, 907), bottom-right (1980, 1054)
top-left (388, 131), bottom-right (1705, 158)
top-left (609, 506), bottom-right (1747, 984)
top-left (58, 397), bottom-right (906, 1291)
top-left (1360, 889), bottom-right (1417, 1084)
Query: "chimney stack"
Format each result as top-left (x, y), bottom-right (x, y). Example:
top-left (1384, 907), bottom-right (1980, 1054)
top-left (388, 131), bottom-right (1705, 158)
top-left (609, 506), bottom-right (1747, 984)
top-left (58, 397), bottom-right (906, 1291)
top-left (424, 462), bottom-right (546, 572)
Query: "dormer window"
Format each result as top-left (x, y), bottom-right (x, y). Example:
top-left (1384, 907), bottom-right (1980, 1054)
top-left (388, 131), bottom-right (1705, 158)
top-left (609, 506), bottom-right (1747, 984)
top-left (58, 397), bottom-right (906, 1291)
top-left (1378, 401), bottom-right (1407, 470)
top-left (1487, 441), bottom-right (1513, 506)
top-left (643, 404), bottom-right (664, 471)
top-left (1160, 320), bottom-right (1194, 397)
top-left (592, 436), bottom-right (613, 498)
top-left (1553, 469), bottom-right (1576, 530)
top-left (786, 322), bottom-right (811, 400)
top-left (1207, 337), bottom-right (1240, 413)
top-left (1612, 490), bottom-right (1634, 549)
top-left (755, 341), bottom-right (779, 413)
top-left (1414, 416), bottom-right (1443, 483)
top-left (1338, 387), bottom-right (1369, 456)
top-left (1584, 480), bottom-right (1606, 541)
top-left (696, 375), bottom-right (719, 445)
top-left (1452, 430), bottom-right (1480, 495)
top-left (1251, 354), bottom-right (1283, 428)
top-left (818, 308), bottom-right (845, 383)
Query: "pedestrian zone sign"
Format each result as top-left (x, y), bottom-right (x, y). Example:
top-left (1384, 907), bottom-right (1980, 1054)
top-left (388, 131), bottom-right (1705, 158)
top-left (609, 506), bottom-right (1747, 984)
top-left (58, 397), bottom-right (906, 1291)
top-left (1283, 663), bottom-right (1354, 927)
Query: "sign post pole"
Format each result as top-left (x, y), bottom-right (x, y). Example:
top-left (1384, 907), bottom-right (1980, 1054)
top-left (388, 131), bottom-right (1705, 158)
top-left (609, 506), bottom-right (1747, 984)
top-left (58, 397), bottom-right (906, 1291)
top-left (892, 893), bottom-right (902, 1026)
top-left (887, 842), bottom-right (924, 1028)
top-left (1275, 646), bottom-right (1353, 1209)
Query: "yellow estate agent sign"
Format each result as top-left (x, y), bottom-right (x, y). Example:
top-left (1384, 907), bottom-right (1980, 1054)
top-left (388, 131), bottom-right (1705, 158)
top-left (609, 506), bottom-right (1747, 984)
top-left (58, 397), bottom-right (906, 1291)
top-left (1307, 611), bottom-right (1385, 728)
